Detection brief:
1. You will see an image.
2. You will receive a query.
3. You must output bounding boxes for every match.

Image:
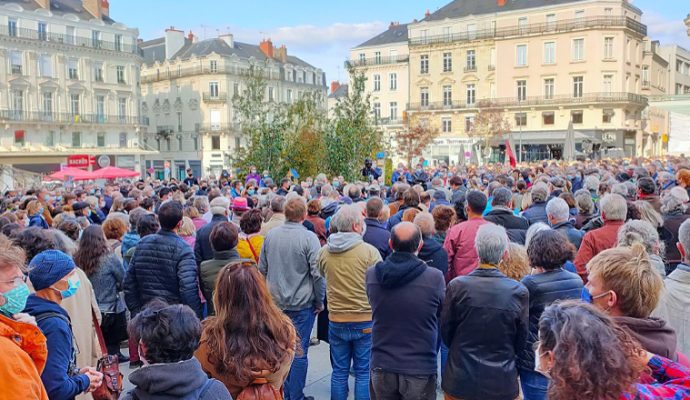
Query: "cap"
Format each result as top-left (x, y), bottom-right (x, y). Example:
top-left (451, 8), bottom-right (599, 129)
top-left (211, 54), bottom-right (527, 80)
top-left (29, 250), bottom-right (76, 291)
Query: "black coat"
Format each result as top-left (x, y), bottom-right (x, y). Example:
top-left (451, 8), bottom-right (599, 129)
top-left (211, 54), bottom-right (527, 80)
top-left (418, 236), bottom-right (448, 275)
top-left (125, 230), bottom-right (203, 318)
top-left (522, 201), bottom-right (549, 226)
top-left (441, 268), bottom-right (528, 400)
top-left (484, 208), bottom-right (529, 245)
top-left (194, 214), bottom-right (228, 267)
top-left (517, 269), bottom-right (583, 371)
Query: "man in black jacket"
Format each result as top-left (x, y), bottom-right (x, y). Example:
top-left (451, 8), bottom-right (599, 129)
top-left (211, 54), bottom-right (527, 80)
top-left (484, 187), bottom-right (529, 244)
top-left (124, 201), bottom-right (203, 318)
top-left (366, 222), bottom-right (445, 400)
top-left (441, 223), bottom-right (528, 400)
top-left (194, 197), bottom-right (231, 267)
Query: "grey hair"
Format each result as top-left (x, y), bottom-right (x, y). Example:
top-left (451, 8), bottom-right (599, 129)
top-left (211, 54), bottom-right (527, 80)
top-left (475, 223), bottom-right (509, 265)
top-left (413, 212), bottom-right (436, 237)
top-left (320, 184), bottom-right (334, 198)
top-left (525, 222), bottom-right (550, 249)
top-left (633, 200), bottom-right (664, 228)
top-left (611, 183), bottom-right (629, 198)
top-left (270, 196), bottom-right (287, 213)
top-left (617, 220), bottom-right (661, 256)
top-left (661, 188), bottom-right (689, 215)
top-left (285, 191), bottom-right (304, 203)
top-left (599, 194), bottom-right (627, 221)
top-left (679, 219), bottom-right (690, 263)
top-left (545, 197), bottom-right (570, 223)
top-left (330, 204), bottom-right (364, 233)
top-left (531, 183), bottom-right (549, 202)
top-left (193, 196), bottom-right (209, 214)
top-left (492, 187), bottom-right (512, 207)
top-left (50, 229), bottom-right (77, 256)
top-left (315, 173), bottom-right (328, 184)
top-left (574, 189), bottom-right (594, 214)
top-left (584, 175), bottom-right (600, 193)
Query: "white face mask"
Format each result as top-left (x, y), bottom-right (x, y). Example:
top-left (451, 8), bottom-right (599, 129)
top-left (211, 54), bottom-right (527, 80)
top-left (534, 349), bottom-right (551, 379)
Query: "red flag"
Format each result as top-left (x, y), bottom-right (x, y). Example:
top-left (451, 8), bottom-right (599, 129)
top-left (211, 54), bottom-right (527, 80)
top-left (505, 139), bottom-right (517, 168)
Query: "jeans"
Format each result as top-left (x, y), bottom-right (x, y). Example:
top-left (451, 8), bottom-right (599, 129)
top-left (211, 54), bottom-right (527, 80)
top-left (519, 368), bottom-right (549, 400)
top-left (369, 369), bottom-right (437, 400)
top-left (329, 321), bottom-right (372, 400)
top-left (439, 342), bottom-right (449, 377)
top-left (284, 307), bottom-right (316, 400)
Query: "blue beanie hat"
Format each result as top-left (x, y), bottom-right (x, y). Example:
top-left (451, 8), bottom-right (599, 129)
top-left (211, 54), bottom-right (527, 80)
top-left (29, 250), bottom-right (76, 291)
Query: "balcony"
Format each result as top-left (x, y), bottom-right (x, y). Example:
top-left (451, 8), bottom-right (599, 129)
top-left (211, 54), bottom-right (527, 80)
top-left (202, 92), bottom-right (228, 103)
top-left (196, 123), bottom-right (240, 133)
top-left (0, 110), bottom-right (146, 125)
top-left (345, 55), bottom-right (410, 68)
top-left (377, 118), bottom-right (404, 126)
top-left (0, 25), bottom-right (139, 54)
top-left (464, 65), bottom-right (477, 73)
top-left (642, 81), bottom-right (651, 89)
top-left (409, 16), bottom-right (647, 46)
top-left (407, 101), bottom-right (475, 111)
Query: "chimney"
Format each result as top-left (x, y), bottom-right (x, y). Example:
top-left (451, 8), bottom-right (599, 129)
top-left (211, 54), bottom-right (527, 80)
top-left (259, 39), bottom-right (274, 58)
top-left (276, 45), bottom-right (288, 62)
top-left (219, 33), bottom-right (234, 48)
top-left (34, 0), bottom-right (50, 9)
top-left (330, 81), bottom-right (341, 95)
top-left (425, 9), bottom-right (431, 18)
top-left (100, 0), bottom-right (109, 17)
top-left (83, 0), bottom-right (102, 19)
top-left (164, 27), bottom-right (185, 60)
top-left (497, 0), bottom-right (507, 6)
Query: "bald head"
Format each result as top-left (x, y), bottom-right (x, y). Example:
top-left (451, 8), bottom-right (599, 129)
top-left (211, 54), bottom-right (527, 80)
top-left (391, 221), bottom-right (422, 253)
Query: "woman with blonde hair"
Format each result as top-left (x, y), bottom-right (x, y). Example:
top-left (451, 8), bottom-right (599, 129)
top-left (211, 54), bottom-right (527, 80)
top-left (178, 216), bottom-right (197, 248)
top-left (499, 243), bottom-right (530, 282)
top-left (27, 200), bottom-right (48, 229)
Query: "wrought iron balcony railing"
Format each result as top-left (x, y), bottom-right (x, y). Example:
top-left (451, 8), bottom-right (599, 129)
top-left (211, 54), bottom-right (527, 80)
top-left (0, 25), bottom-right (139, 54)
top-left (345, 55), bottom-right (410, 68)
top-left (0, 110), bottom-right (145, 125)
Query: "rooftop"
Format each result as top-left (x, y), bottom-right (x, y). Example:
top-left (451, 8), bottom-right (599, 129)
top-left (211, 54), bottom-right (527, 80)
top-left (328, 84), bottom-right (348, 99)
top-left (424, 0), bottom-right (591, 22)
top-left (355, 23), bottom-right (409, 48)
top-left (2, 0), bottom-right (116, 25)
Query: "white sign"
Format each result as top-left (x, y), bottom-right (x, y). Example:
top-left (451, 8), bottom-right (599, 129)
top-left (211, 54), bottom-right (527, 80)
top-left (98, 155), bottom-right (111, 168)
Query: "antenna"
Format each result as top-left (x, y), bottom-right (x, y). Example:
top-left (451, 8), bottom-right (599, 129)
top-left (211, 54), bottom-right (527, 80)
top-left (199, 24), bottom-right (209, 40)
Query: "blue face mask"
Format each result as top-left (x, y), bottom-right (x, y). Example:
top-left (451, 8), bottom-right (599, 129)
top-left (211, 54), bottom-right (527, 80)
top-left (581, 286), bottom-right (609, 304)
top-left (247, 189), bottom-right (255, 196)
top-left (333, 182), bottom-right (340, 188)
top-left (55, 275), bottom-right (80, 300)
top-left (0, 282), bottom-right (30, 317)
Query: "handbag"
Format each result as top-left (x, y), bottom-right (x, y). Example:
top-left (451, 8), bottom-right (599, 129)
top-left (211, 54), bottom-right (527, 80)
top-left (91, 309), bottom-right (124, 400)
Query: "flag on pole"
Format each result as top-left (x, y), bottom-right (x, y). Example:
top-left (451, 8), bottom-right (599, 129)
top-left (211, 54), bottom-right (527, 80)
top-left (505, 139), bottom-right (517, 168)
top-left (289, 168), bottom-right (300, 179)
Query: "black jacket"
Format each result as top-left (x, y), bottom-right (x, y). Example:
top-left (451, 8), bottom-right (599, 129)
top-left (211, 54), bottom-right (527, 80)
top-left (363, 218), bottom-right (391, 260)
top-left (484, 208), bottom-right (529, 245)
top-left (441, 267), bottom-right (528, 400)
top-left (522, 201), bottom-right (549, 226)
top-left (517, 269), bottom-right (583, 371)
top-left (124, 230), bottom-right (203, 318)
top-left (418, 236), bottom-right (448, 275)
top-left (194, 214), bottom-right (228, 267)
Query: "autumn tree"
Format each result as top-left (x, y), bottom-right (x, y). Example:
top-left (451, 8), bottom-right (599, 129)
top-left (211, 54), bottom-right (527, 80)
top-left (467, 101), bottom-right (512, 163)
top-left (393, 124), bottom-right (440, 168)
top-left (281, 91), bottom-right (328, 179)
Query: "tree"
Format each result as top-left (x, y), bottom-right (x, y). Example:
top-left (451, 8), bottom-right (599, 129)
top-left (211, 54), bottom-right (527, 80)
top-left (324, 66), bottom-right (384, 181)
top-left (468, 101), bottom-right (512, 163)
top-left (281, 91), bottom-right (328, 179)
top-left (393, 124), bottom-right (439, 168)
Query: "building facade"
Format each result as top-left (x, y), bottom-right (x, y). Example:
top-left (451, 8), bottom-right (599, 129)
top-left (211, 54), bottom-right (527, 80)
top-left (0, 0), bottom-right (149, 177)
top-left (140, 30), bottom-right (326, 179)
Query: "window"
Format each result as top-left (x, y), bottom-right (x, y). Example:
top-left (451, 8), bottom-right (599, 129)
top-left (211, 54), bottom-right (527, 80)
top-left (544, 42), bottom-right (555, 64)
top-left (603, 109), bottom-right (614, 123)
top-left (233, 82), bottom-right (240, 97)
top-left (45, 131), bottom-right (54, 147)
top-left (544, 78), bottom-right (555, 99)
top-left (443, 27), bottom-right (452, 41)
top-left (442, 118), bottom-right (452, 133)
top-left (420, 29), bottom-right (428, 44)
top-left (546, 14), bottom-right (556, 30)
top-left (97, 132), bottom-right (105, 147)
top-left (420, 88), bottom-right (429, 107)
top-left (542, 112), bottom-right (555, 125)
top-left (359, 53), bottom-right (366, 63)
top-left (166, 138), bottom-right (171, 151)
top-left (490, 47), bottom-right (496, 69)
top-left (420, 55), bottom-right (429, 74)
top-left (94, 62), bottom-right (103, 82)
top-left (115, 34), bottom-right (123, 52)
top-left (209, 81), bottom-right (219, 97)
top-left (373, 74), bottom-right (381, 91)
top-left (518, 17), bottom-right (528, 34)
top-left (118, 98), bottom-right (127, 121)
top-left (8, 18), bottom-right (17, 37)
top-left (516, 45), bottom-right (527, 66)
top-left (467, 24), bottom-right (476, 40)
top-left (66, 26), bottom-right (75, 45)
top-left (11, 90), bottom-right (23, 114)
top-left (642, 66), bottom-right (650, 85)
top-left (390, 73), bottom-right (397, 90)
top-left (10, 51), bottom-right (22, 75)
top-left (193, 135), bottom-right (199, 150)
top-left (443, 52), bottom-right (452, 72)
top-left (120, 132), bottom-right (127, 148)
top-left (575, 10), bottom-right (585, 20)
top-left (38, 22), bottom-right (47, 41)
top-left (605, 8), bottom-right (613, 17)
top-left (573, 76), bottom-right (584, 98)
top-left (68, 59), bottom-right (79, 80)
top-left (72, 132), bottom-right (81, 148)
top-left (466, 50), bottom-right (476, 71)
top-left (604, 37), bottom-right (614, 59)
top-left (177, 112), bottom-right (182, 132)
top-left (390, 102), bottom-right (398, 120)
top-left (268, 87), bottom-right (274, 101)
top-left (373, 103), bottom-right (381, 119)
top-left (92, 30), bottom-right (101, 48)
top-left (211, 135), bottom-right (221, 150)
top-left (37, 54), bottom-right (52, 77)
top-left (42, 92), bottom-right (52, 118)
top-left (375, 51), bottom-right (381, 64)
top-left (14, 130), bottom-right (25, 146)
top-left (287, 89), bottom-right (292, 103)
top-left (210, 60), bottom-right (217, 73)
top-left (466, 84), bottom-right (476, 105)
top-left (515, 113), bottom-right (527, 127)
top-left (465, 116), bottom-right (475, 132)
top-left (70, 94), bottom-right (80, 115)
top-left (571, 110), bottom-right (583, 124)
top-left (517, 80), bottom-right (527, 101)
top-left (116, 66), bottom-right (125, 84)
top-left (443, 85), bottom-right (452, 107)
top-left (95, 96), bottom-right (105, 121)
top-left (572, 39), bottom-right (584, 61)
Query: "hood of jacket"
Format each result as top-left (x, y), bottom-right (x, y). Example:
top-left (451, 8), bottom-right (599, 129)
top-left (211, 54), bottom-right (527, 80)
top-left (321, 201), bottom-right (339, 215)
top-left (129, 357), bottom-right (210, 398)
top-left (613, 316), bottom-right (678, 360)
top-left (418, 237), bottom-right (442, 260)
top-left (375, 252), bottom-right (427, 289)
top-left (327, 232), bottom-right (363, 253)
top-left (122, 231), bottom-right (140, 248)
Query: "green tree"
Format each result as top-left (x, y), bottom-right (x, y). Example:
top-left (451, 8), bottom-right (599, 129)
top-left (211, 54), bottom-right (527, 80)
top-left (281, 91), bottom-right (328, 179)
top-left (393, 124), bottom-right (439, 168)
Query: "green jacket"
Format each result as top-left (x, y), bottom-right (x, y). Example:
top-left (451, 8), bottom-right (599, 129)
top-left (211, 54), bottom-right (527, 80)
top-left (199, 249), bottom-right (245, 315)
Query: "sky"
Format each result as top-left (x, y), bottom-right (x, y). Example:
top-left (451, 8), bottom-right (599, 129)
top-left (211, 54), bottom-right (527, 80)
top-left (112, 0), bottom-right (690, 87)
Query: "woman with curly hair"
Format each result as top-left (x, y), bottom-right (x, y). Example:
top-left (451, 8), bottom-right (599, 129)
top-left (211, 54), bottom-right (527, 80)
top-left (237, 209), bottom-right (265, 263)
top-left (431, 205), bottom-right (456, 244)
top-left (195, 261), bottom-right (297, 398)
top-left (102, 217), bottom-right (127, 261)
top-left (536, 301), bottom-right (690, 400)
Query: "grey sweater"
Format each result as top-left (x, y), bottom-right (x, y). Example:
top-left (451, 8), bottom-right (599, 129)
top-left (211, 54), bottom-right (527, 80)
top-left (259, 221), bottom-right (325, 311)
top-left (88, 253), bottom-right (125, 314)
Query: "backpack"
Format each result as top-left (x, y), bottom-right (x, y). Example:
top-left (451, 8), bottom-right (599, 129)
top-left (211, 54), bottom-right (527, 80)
top-left (35, 311), bottom-right (79, 377)
top-left (236, 378), bottom-right (283, 400)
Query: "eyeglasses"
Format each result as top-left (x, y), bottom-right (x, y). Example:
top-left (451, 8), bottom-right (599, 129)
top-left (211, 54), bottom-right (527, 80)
top-left (0, 275), bottom-right (27, 288)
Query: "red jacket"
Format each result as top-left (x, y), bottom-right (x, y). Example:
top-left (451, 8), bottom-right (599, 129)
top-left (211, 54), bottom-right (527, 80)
top-left (443, 217), bottom-right (489, 282)
top-left (574, 220), bottom-right (624, 283)
top-left (0, 313), bottom-right (48, 400)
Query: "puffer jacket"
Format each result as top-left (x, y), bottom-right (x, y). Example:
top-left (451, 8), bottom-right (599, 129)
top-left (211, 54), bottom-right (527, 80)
top-left (124, 230), bottom-right (202, 318)
top-left (517, 269), bottom-right (583, 371)
top-left (522, 201), bottom-right (549, 226)
top-left (0, 313), bottom-right (49, 400)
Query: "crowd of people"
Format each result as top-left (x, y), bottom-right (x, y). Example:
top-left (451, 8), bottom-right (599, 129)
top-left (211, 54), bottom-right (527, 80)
top-left (1, 157), bottom-right (690, 400)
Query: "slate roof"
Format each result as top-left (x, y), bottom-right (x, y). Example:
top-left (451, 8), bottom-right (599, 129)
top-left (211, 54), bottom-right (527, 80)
top-left (356, 23), bottom-right (409, 48)
top-left (328, 84), bottom-right (348, 99)
top-left (3, 0), bottom-right (116, 24)
top-left (425, 0), bottom-right (588, 21)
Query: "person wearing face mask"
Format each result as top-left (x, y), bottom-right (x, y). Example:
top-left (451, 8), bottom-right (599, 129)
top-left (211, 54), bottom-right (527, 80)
top-left (23, 249), bottom-right (103, 400)
top-left (317, 205), bottom-right (381, 400)
top-left (0, 236), bottom-right (49, 400)
top-left (535, 301), bottom-right (690, 400)
top-left (366, 222), bottom-right (445, 400)
top-left (245, 166), bottom-right (261, 186)
top-left (183, 168), bottom-right (199, 187)
top-left (27, 199), bottom-right (49, 229)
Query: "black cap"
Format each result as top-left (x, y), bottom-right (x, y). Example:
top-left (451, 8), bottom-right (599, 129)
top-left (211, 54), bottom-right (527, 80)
top-left (72, 201), bottom-right (89, 212)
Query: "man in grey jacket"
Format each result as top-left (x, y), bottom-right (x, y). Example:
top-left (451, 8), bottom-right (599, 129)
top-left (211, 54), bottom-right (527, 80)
top-left (259, 197), bottom-right (324, 400)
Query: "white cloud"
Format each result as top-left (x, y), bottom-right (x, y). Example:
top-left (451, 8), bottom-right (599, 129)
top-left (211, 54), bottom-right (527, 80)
top-left (642, 11), bottom-right (690, 49)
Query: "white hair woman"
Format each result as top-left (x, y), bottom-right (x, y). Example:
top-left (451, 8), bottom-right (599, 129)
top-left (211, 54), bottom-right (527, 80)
top-left (617, 219), bottom-right (666, 277)
top-left (661, 187), bottom-right (690, 273)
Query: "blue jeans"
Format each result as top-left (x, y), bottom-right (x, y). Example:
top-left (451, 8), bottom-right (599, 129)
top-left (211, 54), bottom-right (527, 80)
top-left (439, 342), bottom-right (449, 377)
top-left (519, 368), bottom-right (549, 400)
top-left (284, 308), bottom-right (316, 400)
top-left (329, 321), bottom-right (372, 400)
